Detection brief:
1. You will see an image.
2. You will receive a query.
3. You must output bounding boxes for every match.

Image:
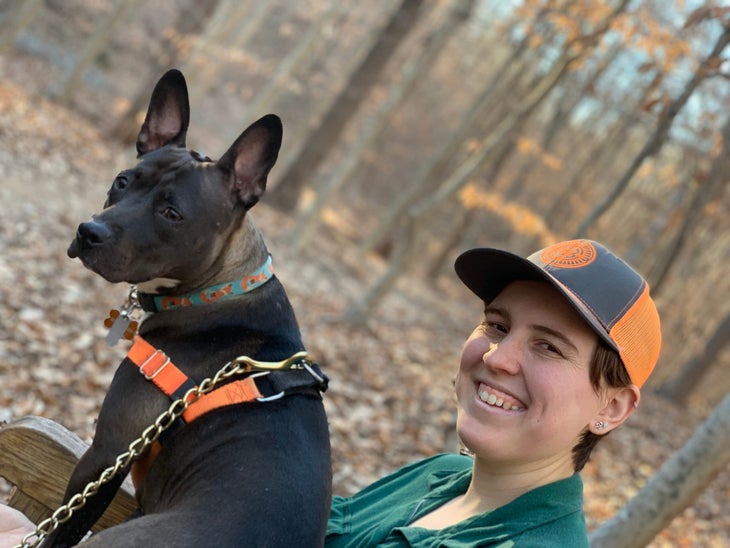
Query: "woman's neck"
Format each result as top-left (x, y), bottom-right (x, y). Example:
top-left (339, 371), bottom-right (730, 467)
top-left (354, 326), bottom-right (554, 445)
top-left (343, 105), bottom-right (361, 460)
top-left (410, 454), bottom-right (575, 530)
top-left (465, 453), bottom-right (575, 512)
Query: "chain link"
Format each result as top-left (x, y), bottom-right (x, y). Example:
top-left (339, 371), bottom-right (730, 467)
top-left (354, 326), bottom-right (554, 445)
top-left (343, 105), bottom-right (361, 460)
top-left (14, 352), bottom-right (309, 548)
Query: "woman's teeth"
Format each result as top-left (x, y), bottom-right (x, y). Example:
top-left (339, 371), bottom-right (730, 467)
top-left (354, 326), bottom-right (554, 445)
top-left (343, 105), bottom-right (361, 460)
top-left (478, 387), bottom-right (524, 411)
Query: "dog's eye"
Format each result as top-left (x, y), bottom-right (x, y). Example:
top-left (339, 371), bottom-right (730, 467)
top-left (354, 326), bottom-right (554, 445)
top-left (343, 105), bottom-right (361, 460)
top-left (162, 207), bottom-right (182, 221)
top-left (113, 176), bottom-right (129, 190)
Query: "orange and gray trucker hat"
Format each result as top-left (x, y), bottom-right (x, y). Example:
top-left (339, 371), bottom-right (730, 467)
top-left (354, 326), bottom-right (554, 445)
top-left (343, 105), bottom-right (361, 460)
top-left (454, 239), bottom-right (661, 387)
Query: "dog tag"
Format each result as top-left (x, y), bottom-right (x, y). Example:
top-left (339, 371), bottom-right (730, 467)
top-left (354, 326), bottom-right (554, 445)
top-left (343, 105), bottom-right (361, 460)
top-left (104, 309), bottom-right (136, 346)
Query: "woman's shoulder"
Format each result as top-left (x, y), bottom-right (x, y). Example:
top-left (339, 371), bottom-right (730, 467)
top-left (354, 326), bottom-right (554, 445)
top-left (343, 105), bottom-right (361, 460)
top-left (329, 453), bottom-right (471, 517)
top-left (396, 452), bottom-right (473, 476)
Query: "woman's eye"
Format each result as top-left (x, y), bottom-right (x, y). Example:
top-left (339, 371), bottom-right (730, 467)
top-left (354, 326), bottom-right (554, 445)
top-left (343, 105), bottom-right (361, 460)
top-left (481, 320), bottom-right (507, 336)
top-left (162, 207), bottom-right (182, 221)
top-left (539, 341), bottom-right (564, 357)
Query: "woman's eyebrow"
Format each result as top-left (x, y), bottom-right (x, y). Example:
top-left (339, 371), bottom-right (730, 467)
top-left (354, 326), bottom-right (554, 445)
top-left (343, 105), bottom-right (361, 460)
top-left (483, 304), bottom-right (509, 318)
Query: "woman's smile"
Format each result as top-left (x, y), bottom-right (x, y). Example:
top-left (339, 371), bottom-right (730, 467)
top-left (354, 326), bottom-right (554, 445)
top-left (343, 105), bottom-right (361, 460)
top-left (476, 381), bottom-right (526, 411)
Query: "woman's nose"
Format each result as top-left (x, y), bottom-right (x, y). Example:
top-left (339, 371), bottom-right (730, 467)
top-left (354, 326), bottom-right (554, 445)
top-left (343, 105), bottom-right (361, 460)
top-left (482, 337), bottom-right (521, 375)
top-left (481, 341), bottom-right (498, 362)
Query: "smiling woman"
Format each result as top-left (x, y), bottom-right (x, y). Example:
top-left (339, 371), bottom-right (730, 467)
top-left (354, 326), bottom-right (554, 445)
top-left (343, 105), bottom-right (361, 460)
top-left (324, 239), bottom-right (661, 547)
top-left (0, 239), bottom-right (662, 548)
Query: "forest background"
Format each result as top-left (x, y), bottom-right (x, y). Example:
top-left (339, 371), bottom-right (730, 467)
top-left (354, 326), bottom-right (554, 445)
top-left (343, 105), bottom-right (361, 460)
top-left (0, 0), bottom-right (727, 546)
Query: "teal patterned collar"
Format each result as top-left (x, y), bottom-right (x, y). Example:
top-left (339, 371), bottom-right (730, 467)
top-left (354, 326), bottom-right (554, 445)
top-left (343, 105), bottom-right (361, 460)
top-left (140, 255), bottom-right (274, 312)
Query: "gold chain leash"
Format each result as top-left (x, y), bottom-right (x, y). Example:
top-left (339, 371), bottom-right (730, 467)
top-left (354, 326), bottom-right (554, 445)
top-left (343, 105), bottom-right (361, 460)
top-left (15, 351), bottom-right (310, 548)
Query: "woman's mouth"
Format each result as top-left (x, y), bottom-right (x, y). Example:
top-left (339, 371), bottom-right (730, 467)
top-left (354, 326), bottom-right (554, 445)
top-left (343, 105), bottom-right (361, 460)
top-left (477, 382), bottom-right (526, 411)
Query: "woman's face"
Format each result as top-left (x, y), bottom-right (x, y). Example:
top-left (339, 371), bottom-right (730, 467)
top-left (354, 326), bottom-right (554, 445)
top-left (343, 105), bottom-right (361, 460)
top-left (455, 280), bottom-right (603, 476)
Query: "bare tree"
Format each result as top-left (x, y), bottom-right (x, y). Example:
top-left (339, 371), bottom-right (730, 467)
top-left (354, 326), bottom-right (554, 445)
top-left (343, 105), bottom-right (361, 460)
top-left (342, 49), bottom-right (578, 325)
top-left (227, 1), bottom-right (339, 144)
top-left (109, 0), bottom-right (221, 144)
top-left (589, 392), bottom-right (730, 547)
top-left (544, 70), bottom-right (660, 224)
top-left (266, 0), bottom-right (426, 212)
top-left (505, 43), bottom-right (622, 199)
top-left (288, 0), bottom-right (477, 250)
top-left (649, 116), bottom-right (730, 295)
top-left (0, 0), bottom-right (42, 53)
top-left (575, 22), bottom-right (730, 237)
top-left (185, 1), bottom-right (276, 108)
top-left (342, 0), bottom-right (631, 325)
top-left (356, 31), bottom-right (534, 257)
top-left (54, 0), bottom-right (143, 105)
top-left (656, 313), bottom-right (730, 403)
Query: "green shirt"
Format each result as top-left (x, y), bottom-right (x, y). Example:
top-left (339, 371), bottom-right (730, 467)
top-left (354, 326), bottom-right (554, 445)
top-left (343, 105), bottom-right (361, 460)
top-left (325, 453), bottom-right (588, 547)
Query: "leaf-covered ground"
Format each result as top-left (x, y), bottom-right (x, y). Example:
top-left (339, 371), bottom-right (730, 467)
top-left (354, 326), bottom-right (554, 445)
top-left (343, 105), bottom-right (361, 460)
top-left (0, 79), bottom-right (727, 547)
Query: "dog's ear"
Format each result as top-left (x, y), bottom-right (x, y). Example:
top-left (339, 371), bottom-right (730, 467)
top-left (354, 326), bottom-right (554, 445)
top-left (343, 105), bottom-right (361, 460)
top-left (217, 114), bottom-right (283, 210)
top-left (136, 69), bottom-right (190, 157)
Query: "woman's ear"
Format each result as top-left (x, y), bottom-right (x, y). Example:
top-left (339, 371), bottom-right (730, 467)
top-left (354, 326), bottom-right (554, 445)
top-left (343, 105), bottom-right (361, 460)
top-left (591, 385), bottom-right (641, 435)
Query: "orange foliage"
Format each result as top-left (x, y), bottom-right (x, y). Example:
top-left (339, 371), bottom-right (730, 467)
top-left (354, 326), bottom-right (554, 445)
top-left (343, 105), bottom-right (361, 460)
top-left (542, 154), bottom-right (563, 171)
top-left (637, 159), bottom-right (656, 179)
top-left (517, 137), bottom-right (538, 154)
top-left (622, 4), bottom-right (692, 73)
top-left (658, 163), bottom-right (679, 189)
top-left (516, 138), bottom-right (563, 171)
top-left (515, 0), bottom-right (693, 75)
top-left (528, 34), bottom-right (544, 49)
top-left (459, 184), bottom-right (557, 246)
top-left (547, 13), bottom-right (581, 43)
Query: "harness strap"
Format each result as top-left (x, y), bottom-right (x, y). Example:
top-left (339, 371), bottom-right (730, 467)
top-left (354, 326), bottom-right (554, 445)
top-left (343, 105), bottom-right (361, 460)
top-left (125, 336), bottom-right (327, 490)
top-left (182, 377), bottom-right (263, 422)
top-left (127, 337), bottom-right (198, 404)
top-left (126, 336), bottom-right (263, 489)
top-left (126, 336), bottom-right (266, 424)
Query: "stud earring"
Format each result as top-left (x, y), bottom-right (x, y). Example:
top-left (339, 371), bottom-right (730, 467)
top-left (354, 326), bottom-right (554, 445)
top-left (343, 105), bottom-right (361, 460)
top-left (594, 420), bottom-right (608, 430)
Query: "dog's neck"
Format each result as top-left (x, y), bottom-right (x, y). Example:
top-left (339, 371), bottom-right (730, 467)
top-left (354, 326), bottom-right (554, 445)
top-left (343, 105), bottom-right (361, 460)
top-left (138, 254), bottom-right (273, 312)
top-left (137, 215), bottom-right (274, 312)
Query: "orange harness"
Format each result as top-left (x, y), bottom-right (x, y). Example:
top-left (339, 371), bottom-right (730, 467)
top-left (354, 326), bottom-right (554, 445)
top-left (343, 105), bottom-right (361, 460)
top-left (126, 336), bottom-right (270, 489)
top-left (127, 336), bottom-right (266, 423)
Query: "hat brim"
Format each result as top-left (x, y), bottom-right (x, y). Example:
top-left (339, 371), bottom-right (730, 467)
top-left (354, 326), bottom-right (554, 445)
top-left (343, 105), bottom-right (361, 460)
top-left (454, 248), bottom-right (618, 353)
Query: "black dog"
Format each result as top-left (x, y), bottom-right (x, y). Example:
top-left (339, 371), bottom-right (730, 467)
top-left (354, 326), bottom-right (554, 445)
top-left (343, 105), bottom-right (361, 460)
top-left (43, 70), bottom-right (331, 547)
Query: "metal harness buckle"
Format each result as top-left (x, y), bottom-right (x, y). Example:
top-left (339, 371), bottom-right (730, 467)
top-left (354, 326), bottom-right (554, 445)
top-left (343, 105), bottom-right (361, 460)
top-left (249, 371), bottom-right (286, 402)
top-left (139, 350), bottom-right (171, 380)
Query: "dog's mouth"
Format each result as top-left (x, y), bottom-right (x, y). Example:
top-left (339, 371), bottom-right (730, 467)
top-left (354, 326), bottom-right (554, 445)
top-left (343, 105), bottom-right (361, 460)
top-left (67, 237), bottom-right (130, 283)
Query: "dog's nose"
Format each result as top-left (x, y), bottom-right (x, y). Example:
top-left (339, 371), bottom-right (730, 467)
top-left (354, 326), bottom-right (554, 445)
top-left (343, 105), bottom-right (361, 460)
top-left (76, 220), bottom-right (112, 247)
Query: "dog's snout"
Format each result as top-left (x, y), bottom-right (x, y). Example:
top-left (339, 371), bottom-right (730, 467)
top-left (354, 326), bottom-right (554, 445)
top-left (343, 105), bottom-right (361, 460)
top-left (77, 220), bottom-right (112, 247)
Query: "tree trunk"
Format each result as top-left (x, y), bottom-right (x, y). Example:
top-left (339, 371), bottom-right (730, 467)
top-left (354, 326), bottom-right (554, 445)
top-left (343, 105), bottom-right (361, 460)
top-left (424, 202), bottom-right (478, 280)
top-left (359, 0), bottom-right (628, 256)
top-left (342, 50), bottom-right (574, 324)
top-left (656, 313), bottom-right (730, 402)
top-left (266, 0), bottom-right (426, 213)
top-left (344, 0), bottom-right (629, 323)
top-left (589, 392), bottom-right (730, 547)
top-left (575, 25), bottom-right (730, 237)
top-left (356, 35), bottom-right (532, 257)
top-left (0, 0), bottom-right (42, 53)
top-left (289, 0), bottom-right (477, 251)
top-left (186, 1), bottom-right (275, 108)
top-left (503, 44), bottom-right (620, 201)
top-left (109, 0), bottom-right (220, 144)
top-left (227, 2), bottom-right (339, 144)
top-left (543, 89), bottom-right (642, 223)
top-left (342, 215), bottom-right (421, 326)
top-left (649, 115), bottom-right (730, 295)
top-left (411, 50), bottom-right (575, 220)
top-left (55, 0), bottom-right (142, 105)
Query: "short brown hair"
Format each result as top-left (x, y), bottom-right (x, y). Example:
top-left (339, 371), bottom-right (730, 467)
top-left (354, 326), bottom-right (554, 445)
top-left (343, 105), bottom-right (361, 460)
top-left (572, 342), bottom-right (632, 472)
